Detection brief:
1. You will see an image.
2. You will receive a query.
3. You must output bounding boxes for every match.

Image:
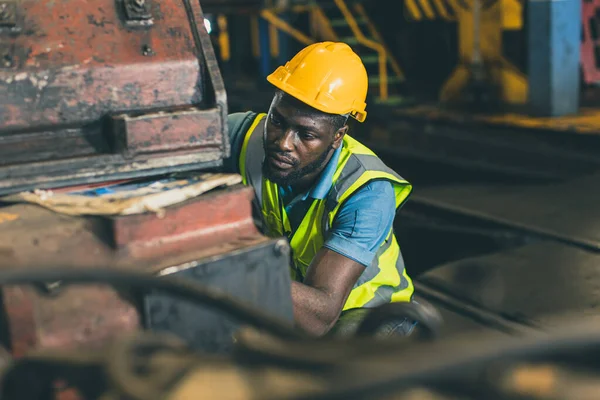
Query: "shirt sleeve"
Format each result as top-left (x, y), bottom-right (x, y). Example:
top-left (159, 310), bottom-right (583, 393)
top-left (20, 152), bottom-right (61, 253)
top-left (323, 180), bottom-right (396, 268)
top-left (222, 111), bottom-right (258, 174)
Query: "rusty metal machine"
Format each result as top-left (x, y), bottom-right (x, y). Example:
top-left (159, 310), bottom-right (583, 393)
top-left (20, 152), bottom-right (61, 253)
top-left (3, 1), bottom-right (600, 399)
top-left (0, 0), bottom-right (294, 357)
top-left (0, 0), bottom-right (227, 193)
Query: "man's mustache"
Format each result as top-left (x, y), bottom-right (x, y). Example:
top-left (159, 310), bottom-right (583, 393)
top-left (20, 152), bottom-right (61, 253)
top-left (265, 150), bottom-right (299, 166)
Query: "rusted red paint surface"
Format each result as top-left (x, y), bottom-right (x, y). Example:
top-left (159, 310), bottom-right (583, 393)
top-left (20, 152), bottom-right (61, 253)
top-left (4, 286), bottom-right (140, 355)
top-left (0, 126), bottom-right (106, 167)
top-left (0, 0), bottom-right (228, 195)
top-left (0, 0), bottom-right (202, 130)
top-left (0, 185), bottom-right (259, 269)
top-left (0, 184), bottom-right (264, 356)
top-left (111, 186), bottom-right (258, 260)
top-left (34, 286), bottom-right (140, 350)
top-left (2, 287), bottom-right (37, 358)
top-left (112, 107), bottom-right (222, 157)
top-left (0, 0), bottom-right (240, 365)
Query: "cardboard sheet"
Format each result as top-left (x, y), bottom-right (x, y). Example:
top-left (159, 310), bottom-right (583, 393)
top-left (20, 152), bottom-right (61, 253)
top-left (0, 173), bottom-right (242, 217)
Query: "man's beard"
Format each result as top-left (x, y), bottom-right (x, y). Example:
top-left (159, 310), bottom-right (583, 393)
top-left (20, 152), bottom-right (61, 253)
top-left (263, 145), bottom-right (333, 187)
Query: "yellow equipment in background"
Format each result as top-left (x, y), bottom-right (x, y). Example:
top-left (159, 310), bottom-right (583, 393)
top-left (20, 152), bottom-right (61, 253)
top-left (405, 0), bottom-right (527, 105)
top-left (255, 1), bottom-right (406, 105)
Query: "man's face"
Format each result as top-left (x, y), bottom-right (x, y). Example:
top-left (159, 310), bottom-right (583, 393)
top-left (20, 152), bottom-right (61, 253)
top-left (263, 93), bottom-right (346, 187)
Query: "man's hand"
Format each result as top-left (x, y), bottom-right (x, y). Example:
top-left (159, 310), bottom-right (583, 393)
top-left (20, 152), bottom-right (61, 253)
top-left (291, 248), bottom-right (364, 336)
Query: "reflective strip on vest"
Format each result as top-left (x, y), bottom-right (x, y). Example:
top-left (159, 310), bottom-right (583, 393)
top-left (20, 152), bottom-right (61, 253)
top-left (238, 114), bottom-right (414, 310)
top-left (239, 113), bottom-right (267, 206)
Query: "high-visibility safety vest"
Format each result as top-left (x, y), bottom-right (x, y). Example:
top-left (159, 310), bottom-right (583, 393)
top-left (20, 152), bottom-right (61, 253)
top-left (238, 113), bottom-right (414, 310)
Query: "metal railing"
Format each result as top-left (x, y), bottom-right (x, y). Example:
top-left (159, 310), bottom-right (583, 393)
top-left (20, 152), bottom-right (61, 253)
top-left (311, 5), bottom-right (339, 42)
top-left (257, 0), bottom-right (399, 101)
top-left (352, 3), bottom-right (404, 82)
top-left (333, 0), bottom-right (389, 100)
top-left (259, 9), bottom-right (314, 46)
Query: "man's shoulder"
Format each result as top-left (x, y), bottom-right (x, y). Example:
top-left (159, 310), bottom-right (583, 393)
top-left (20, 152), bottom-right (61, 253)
top-left (342, 135), bottom-right (385, 166)
top-left (325, 179), bottom-right (397, 267)
top-left (343, 179), bottom-right (395, 209)
top-left (228, 111), bottom-right (260, 137)
top-left (341, 135), bottom-right (410, 189)
top-left (223, 111), bottom-right (262, 173)
top-left (226, 111), bottom-right (264, 168)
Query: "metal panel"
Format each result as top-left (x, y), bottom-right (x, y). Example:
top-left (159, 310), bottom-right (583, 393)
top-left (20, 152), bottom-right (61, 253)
top-left (2, 285), bottom-right (141, 358)
top-left (0, 182), bottom-right (292, 356)
top-left (0, 0), bottom-right (202, 129)
top-left (0, 234), bottom-right (294, 358)
top-left (0, 0), bottom-right (228, 194)
top-left (112, 108), bottom-right (222, 157)
top-left (0, 185), bottom-right (260, 268)
top-left (145, 237), bottom-right (294, 354)
top-left (109, 186), bottom-right (258, 260)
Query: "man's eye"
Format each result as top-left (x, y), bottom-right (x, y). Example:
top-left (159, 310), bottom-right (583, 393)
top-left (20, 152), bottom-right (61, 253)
top-left (301, 132), bottom-right (315, 140)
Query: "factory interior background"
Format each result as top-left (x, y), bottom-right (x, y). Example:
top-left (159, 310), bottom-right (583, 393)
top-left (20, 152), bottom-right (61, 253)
top-left (1, 0), bottom-right (600, 398)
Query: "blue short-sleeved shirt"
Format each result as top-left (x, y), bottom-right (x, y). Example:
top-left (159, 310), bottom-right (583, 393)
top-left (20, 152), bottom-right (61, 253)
top-left (224, 111), bottom-right (397, 268)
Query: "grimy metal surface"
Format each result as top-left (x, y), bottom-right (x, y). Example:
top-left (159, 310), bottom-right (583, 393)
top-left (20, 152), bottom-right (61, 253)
top-left (410, 173), bottom-right (600, 251)
top-left (3, 285), bottom-right (141, 358)
top-left (0, 0), bottom-right (228, 195)
top-left (0, 184), bottom-right (283, 356)
top-left (146, 237), bottom-right (293, 354)
top-left (0, 0), bottom-right (294, 366)
top-left (2, 235), bottom-right (291, 359)
top-left (419, 241), bottom-right (600, 329)
top-left (0, 185), bottom-right (260, 268)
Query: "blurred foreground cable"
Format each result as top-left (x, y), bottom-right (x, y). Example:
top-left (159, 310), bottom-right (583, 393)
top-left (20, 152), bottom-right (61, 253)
top-left (6, 319), bottom-right (600, 400)
top-left (494, 363), bottom-right (600, 400)
top-left (280, 318), bottom-right (600, 400)
top-left (0, 267), bottom-right (304, 340)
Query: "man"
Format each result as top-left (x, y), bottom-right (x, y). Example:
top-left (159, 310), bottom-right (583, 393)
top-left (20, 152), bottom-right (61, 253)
top-left (223, 42), bottom-right (415, 337)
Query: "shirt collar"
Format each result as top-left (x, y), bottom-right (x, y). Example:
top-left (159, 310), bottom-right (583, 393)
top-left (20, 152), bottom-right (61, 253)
top-left (309, 145), bottom-right (341, 200)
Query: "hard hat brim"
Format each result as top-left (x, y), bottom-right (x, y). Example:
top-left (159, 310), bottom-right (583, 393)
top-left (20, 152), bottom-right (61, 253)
top-left (267, 71), bottom-right (367, 123)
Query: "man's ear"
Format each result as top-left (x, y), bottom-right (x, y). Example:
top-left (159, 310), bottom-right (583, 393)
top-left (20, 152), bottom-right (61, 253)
top-left (332, 125), bottom-right (348, 149)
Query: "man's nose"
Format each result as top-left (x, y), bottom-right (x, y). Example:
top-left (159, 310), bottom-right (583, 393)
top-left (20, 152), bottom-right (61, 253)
top-left (276, 129), bottom-right (294, 152)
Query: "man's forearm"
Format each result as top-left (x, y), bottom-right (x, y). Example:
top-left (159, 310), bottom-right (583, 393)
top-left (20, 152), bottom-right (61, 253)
top-left (291, 281), bottom-right (340, 336)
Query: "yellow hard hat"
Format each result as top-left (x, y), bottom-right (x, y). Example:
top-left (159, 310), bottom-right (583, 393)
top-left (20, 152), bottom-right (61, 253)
top-left (267, 42), bottom-right (368, 122)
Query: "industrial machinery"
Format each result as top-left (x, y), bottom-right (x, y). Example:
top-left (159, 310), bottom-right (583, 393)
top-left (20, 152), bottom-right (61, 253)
top-left (0, 0), bottom-right (294, 357)
top-left (0, 0), bottom-right (436, 365)
top-left (3, 0), bottom-right (600, 399)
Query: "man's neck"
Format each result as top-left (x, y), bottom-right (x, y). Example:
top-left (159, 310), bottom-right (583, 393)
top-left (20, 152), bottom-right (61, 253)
top-left (287, 177), bottom-right (315, 196)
